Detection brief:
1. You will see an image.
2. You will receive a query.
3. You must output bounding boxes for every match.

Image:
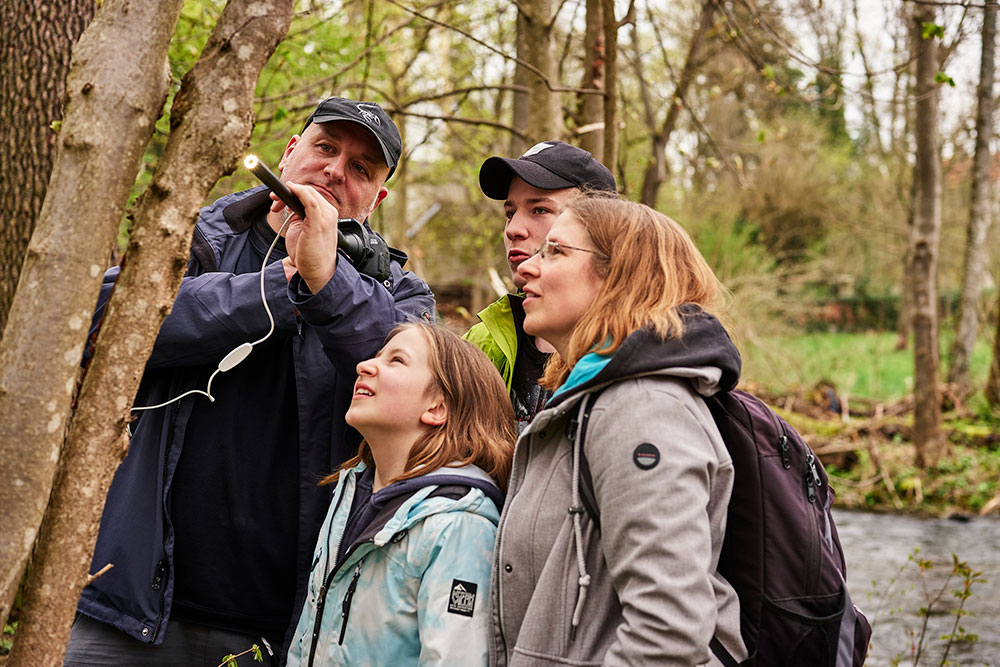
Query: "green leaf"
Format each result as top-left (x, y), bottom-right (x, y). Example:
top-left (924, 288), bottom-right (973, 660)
top-left (921, 22), bottom-right (945, 39)
top-left (935, 72), bottom-right (956, 87)
top-left (253, 644), bottom-right (263, 662)
top-left (762, 64), bottom-right (775, 81)
top-left (757, 130), bottom-right (767, 143)
top-left (50, 120), bottom-right (62, 133)
top-left (273, 107), bottom-right (288, 123)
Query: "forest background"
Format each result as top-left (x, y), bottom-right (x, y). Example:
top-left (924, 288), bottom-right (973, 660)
top-left (0, 0), bottom-right (999, 664)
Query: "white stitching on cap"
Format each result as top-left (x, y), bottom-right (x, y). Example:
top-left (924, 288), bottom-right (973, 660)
top-left (356, 104), bottom-right (382, 126)
top-left (521, 142), bottom-right (554, 158)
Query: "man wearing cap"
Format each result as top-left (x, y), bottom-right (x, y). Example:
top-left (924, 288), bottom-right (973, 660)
top-left (466, 141), bottom-right (616, 430)
top-left (64, 98), bottom-right (434, 666)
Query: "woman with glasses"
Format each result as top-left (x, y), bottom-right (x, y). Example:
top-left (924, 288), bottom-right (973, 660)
top-left (488, 195), bottom-right (748, 666)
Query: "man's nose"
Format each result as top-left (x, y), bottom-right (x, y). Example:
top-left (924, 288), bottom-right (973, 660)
top-left (324, 154), bottom-right (347, 182)
top-left (505, 212), bottom-right (528, 240)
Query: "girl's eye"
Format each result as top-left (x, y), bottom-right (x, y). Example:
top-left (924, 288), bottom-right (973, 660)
top-left (390, 355), bottom-right (405, 364)
top-left (532, 207), bottom-right (551, 216)
top-left (504, 209), bottom-right (515, 221)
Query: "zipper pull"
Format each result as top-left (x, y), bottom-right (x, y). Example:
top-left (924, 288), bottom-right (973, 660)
top-left (151, 558), bottom-right (168, 591)
top-left (804, 453), bottom-right (817, 503)
top-left (338, 560), bottom-right (363, 645)
top-left (778, 434), bottom-right (791, 469)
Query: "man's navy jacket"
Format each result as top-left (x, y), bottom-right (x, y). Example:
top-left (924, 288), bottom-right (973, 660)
top-left (76, 186), bottom-right (435, 647)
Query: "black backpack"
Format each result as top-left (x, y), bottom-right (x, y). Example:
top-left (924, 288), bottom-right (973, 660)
top-left (572, 388), bottom-right (871, 667)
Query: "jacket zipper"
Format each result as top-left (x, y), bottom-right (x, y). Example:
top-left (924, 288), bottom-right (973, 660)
top-left (338, 560), bottom-right (364, 645)
top-left (150, 402), bottom-right (180, 643)
top-left (307, 484), bottom-right (351, 667)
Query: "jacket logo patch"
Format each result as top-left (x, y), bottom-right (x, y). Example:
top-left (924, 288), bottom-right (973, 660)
top-left (633, 443), bottom-right (660, 470)
top-left (447, 579), bottom-right (477, 617)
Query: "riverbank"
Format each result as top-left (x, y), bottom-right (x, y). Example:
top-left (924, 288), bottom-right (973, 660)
top-left (752, 382), bottom-right (1000, 517)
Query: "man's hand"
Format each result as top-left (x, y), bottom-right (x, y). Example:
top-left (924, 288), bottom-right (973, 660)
top-left (274, 182), bottom-right (340, 293)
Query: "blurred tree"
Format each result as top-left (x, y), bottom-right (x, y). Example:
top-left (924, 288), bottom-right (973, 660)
top-left (0, 0), bottom-right (95, 336)
top-left (631, 0), bottom-right (718, 208)
top-left (910, 4), bottom-right (945, 468)
top-left (576, 0), bottom-right (606, 161)
top-left (988, 286), bottom-right (1000, 408)
top-left (511, 0), bottom-right (563, 153)
top-left (949, 0), bottom-right (996, 393)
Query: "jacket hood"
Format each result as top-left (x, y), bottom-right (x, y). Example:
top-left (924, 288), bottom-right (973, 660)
top-left (547, 305), bottom-right (741, 410)
top-left (335, 462), bottom-right (502, 558)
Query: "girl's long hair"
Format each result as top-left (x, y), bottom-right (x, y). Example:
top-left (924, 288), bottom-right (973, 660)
top-left (541, 195), bottom-right (728, 389)
top-left (323, 322), bottom-right (516, 491)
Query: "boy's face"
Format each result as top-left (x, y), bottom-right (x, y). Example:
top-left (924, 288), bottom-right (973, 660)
top-left (502, 177), bottom-right (576, 290)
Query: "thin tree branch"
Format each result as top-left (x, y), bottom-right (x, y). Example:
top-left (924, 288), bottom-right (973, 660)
top-left (381, 0), bottom-right (604, 95)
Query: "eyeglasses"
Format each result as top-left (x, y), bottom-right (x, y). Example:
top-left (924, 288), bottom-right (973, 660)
top-left (535, 240), bottom-right (608, 261)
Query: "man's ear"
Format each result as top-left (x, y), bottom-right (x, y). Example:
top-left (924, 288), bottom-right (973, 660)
top-left (420, 395), bottom-right (447, 427)
top-left (278, 135), bottom-right (300, 172)
top-left (369, 186), bottom-right (389, 214)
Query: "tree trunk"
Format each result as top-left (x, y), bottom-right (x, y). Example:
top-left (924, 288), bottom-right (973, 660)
top-left (601, 0), bottom-right (619, 172)
top-left (910, 5), bottom-right (944, 469)
top-left (5, 1), bottom-right (293, 663)
top-left (987, 284), bottom-right (1000, 408)
top-left (896, 175), bottom-right (918, 350)
top-left (948, 1), bottom-right (996, 391)
top-left (510, 0), bottom-right (562, 153)
top-left (577, 0), bottom-right (605, 160)
top-left (0, 0), bottom-right (94, 336)
top-left (638, 0), bottom-right (716, 207)
top-left (0, 0), bottom-right (181, 629)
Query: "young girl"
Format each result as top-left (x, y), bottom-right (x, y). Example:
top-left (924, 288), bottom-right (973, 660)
top-left (285, 322), bottom-right (516, 666)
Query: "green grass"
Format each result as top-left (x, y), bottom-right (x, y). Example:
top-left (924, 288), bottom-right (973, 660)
top-left (740, 330), bottom-right (994, 402)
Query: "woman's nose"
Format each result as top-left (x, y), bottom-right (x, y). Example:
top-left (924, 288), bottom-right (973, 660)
top-left (356, 358), bottom-right (376, 376)
top-left (518, 252), bottom-right (541, 279)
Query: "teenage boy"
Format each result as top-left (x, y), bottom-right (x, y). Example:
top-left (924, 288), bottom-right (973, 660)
top-left (466, 141), bottom-right (615, 430)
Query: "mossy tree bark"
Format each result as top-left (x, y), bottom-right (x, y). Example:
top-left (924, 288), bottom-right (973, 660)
top-left (3, 1), bottom-right (293, 664)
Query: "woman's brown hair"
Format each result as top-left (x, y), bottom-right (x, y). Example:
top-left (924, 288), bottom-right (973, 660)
top-left (323, 322), bottom-right (516, 491)
top-left (541, 195), bottom-right (728, 389)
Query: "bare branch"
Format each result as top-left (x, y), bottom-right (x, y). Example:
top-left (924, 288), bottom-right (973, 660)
top-left (382, 0), bottom-right (604, 95)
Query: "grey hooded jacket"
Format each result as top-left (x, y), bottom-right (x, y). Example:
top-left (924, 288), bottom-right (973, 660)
top-left (489, 310), bottom-right (748, 666)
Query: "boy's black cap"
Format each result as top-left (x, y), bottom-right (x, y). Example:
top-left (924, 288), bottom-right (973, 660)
top-left (302, 98), bottom-right (402, 180)
top-left (479, 141), bottom-right (616, 199)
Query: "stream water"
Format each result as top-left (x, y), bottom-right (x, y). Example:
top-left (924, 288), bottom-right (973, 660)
top-left (836, 509), bottom-right (1000, 666)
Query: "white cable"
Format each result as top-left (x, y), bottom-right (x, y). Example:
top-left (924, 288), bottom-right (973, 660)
top-left (129, 213), bottom-right (291, 427)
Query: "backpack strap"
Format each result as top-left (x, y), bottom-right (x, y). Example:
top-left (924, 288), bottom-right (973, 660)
top-left (570, 389), bottom-right (604, 531)
top-left (573, 386), bottom-right (750, 666)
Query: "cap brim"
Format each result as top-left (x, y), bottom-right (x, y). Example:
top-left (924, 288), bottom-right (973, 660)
top-left (309, 113), bottom-right (396, 173)
top-left (479, 156), bottom-right (576, 200)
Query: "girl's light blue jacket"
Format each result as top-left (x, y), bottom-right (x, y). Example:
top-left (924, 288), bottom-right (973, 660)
top-left (286, 461), bottom-right (501, 666)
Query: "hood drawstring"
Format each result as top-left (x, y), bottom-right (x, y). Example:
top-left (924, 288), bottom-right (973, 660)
top-left (568, 395), bottom-right (593, 641)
